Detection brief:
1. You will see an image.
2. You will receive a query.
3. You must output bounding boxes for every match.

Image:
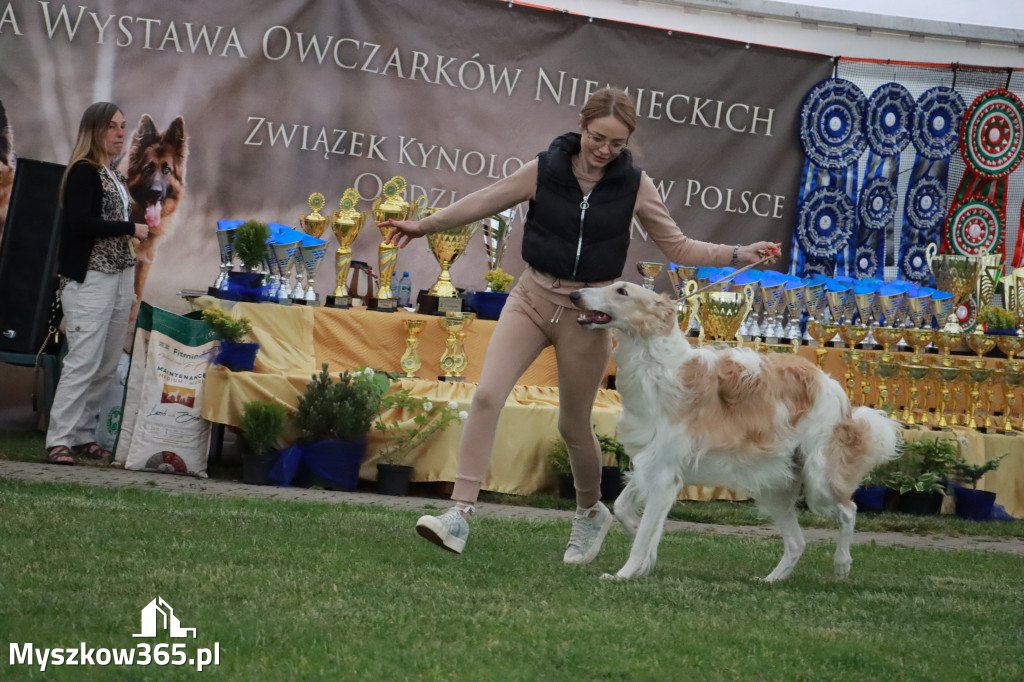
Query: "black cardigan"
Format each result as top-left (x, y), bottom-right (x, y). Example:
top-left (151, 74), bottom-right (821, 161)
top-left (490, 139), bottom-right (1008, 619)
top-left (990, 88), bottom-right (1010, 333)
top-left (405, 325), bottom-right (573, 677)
top-left (58, 161), bottom-right (134, 283)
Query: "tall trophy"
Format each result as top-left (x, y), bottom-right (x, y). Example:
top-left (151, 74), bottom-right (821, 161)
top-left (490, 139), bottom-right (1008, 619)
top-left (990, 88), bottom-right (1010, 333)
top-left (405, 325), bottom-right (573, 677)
top-left (370, 177), bottom-right (415, 312)
top-left (296, 237), bottom-right (327, 305)
top-left (326, 188), bottom-right (366, 309)
top-left (637, 262), bottom-right (665, 291)
top-left (271, 239), bottom-right (301, 303)
top-left (438, 312), bottom-right (475, 381)
top-left (781, 281), bottom-right (806, 341)
top-left (759, 279), bottom-right (786, 342)
top-left (423, 213), bottom-right (480, 315)
top-left (926, 242), bottom-right (981, 331)
top-left (400, 319), bottom-right (426, 378)
top-left (300, 192), bottom-right (328, 239)
top-left (483, 210), bottom-right (512, 289)
top-left (212, 223), bottom-right (238, 295)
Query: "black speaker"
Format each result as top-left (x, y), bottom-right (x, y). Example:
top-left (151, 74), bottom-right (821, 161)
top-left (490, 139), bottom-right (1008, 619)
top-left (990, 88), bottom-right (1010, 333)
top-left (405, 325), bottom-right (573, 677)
top-left (0, 158), bottom-right (66, 354)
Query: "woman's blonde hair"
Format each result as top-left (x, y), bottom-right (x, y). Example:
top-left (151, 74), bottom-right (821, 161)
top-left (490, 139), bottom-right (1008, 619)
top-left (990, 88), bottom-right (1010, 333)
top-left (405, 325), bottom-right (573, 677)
top-left (59, 101), bottom-right (122, 205)
top-left (580, 88), bottom-right (637, 135)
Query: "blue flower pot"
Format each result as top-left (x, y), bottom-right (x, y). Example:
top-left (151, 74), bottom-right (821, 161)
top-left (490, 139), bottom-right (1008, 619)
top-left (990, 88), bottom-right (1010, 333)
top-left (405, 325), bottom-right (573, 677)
top-left (852, 485), bottom-right (887, 513)
top-left (951, 483), bottom-right (997, 521)
top-left (468, 290), bottom-right (509, 321)
top-left (270, 439), bottom-right (366, 491)
top-left (215, 341), bottom-right (260, 372)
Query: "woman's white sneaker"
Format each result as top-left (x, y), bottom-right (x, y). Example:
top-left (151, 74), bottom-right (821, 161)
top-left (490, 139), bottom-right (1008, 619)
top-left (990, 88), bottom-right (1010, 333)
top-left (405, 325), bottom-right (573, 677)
top-left (563, 501), bottom-right (613, 564)
top-left (416, 506), bottom-right (471, 554)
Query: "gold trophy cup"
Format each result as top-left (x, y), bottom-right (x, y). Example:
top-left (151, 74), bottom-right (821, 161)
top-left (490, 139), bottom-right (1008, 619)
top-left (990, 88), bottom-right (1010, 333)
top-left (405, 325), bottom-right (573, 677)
top-left (676, 280), bottom-right (699, 334)
top-left (370, 177), bottom-right (415, 312)
top-left (425, 219), bottom-right (480, 313)
top-left (300, 192), bottom-right (328, 239)
top-left (696, 286), bottom-right (753, 345)
top-left (901, 363), bottom-right (932, 427)
top-left (637, 262), bottom-right (665, 291)
top-left (399, 319), bottom-right (426, 377)
top-left (437, 312), bottom-right (475, 381)
top-left (327, 188), bottom-right (366, 309)
top-left (807, 320), bottom-right (840, 370)
top-left (926, 243), bottom-right (981, 331)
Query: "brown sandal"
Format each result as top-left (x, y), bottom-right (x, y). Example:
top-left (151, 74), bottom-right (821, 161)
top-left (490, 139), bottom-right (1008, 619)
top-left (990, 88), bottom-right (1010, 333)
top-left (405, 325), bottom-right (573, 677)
top-left (46, 445), bottom-right (75, 465)
top-left (72, 442), bottom-right (113, 461)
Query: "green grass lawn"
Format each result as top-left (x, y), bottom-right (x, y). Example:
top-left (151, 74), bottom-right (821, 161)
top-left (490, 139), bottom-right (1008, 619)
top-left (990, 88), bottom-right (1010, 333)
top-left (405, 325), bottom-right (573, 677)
top-left (1, 480), bottom-right (1022, 681)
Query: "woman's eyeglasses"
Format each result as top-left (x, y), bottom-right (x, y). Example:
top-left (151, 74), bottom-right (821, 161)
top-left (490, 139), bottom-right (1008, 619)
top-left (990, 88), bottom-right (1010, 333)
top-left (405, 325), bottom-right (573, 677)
top-left (584, 129), bottom-right (628, 153)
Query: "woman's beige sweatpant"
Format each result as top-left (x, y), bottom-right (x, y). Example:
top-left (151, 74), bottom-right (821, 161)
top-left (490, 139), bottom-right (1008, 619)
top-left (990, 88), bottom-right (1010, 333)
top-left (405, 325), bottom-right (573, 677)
top-left (450, 276), bottom-right (612, 509)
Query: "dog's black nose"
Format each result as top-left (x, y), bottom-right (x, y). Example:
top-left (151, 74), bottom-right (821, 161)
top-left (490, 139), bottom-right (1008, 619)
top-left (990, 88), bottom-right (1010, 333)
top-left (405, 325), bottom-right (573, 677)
top-left (569, 291), bottom-right (581, 302)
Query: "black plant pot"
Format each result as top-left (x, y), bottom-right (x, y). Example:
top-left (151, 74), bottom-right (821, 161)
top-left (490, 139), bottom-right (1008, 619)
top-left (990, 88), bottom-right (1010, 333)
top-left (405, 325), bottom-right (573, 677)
top-left (898, 490), bottom-right (944, 516)
top-left (558, 473), bottom-right (575, 500)
top-left (601, 466), bottom-right (625, 503)
top-left (377, 463), bottom-right (413, 496)
top-left (242, 452), bottom-right (278, 485)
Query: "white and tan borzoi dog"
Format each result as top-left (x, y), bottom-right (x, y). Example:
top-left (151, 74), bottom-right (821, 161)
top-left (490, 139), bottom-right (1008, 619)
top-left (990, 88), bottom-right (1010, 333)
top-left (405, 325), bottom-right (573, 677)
top-left (570, 282), bottom-right (901, 582)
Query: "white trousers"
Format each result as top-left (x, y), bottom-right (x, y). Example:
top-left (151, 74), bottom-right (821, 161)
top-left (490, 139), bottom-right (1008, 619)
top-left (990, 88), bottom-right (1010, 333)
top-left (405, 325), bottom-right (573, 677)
top-left (46, 268), bottom-right (134, 449)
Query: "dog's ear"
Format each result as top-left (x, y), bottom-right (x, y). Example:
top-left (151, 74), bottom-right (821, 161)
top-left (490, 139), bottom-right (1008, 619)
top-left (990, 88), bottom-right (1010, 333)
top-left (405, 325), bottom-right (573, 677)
top-left (163, 117), bottom-right (187, 156)
top-left (132, 114), bottom-right (160, 150)
top-left (632, 291), bottom-right (677, 336)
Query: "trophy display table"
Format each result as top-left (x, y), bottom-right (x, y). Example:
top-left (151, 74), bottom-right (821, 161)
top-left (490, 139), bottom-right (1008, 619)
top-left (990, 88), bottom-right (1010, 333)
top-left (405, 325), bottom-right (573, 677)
top-left (197, 301), bottom-right (1022, 515)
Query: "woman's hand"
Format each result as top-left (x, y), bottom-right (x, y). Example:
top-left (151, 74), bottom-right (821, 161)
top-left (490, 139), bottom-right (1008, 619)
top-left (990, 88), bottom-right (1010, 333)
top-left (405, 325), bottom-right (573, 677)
top-left (739, 241), bottom-right (781, 265)
top-left (381, 219), bottom-right (428, 248)
top-left (133, 222), bottom-right (149, 240)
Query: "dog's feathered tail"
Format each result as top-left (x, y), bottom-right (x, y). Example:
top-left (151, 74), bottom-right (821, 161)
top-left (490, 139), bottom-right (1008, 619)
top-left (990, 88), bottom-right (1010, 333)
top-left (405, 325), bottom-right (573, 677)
top-left (801, 386), bottom-right (902, 516)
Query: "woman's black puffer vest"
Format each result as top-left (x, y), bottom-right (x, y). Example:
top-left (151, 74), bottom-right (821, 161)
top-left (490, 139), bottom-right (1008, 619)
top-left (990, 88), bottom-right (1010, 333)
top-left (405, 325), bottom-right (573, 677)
top-left (521, 132), bottom-right (642, 282)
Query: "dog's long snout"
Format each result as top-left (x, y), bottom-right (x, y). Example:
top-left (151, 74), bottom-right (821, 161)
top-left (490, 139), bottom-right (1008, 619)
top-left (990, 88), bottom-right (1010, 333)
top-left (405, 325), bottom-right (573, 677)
top-left (569, 290), bottom-right (585, 309)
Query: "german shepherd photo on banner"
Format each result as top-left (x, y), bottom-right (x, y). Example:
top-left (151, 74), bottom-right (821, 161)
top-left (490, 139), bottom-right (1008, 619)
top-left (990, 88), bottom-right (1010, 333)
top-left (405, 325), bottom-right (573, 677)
top-left (121, 114), bottom-right (188, 300)
top-left (0, 99), bottom-right (16, 249)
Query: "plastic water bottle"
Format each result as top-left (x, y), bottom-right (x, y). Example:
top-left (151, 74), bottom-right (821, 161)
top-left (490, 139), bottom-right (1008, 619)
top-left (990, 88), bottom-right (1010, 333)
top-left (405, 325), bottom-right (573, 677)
top-left (391, 271), bottom-right (399, 299)
top-left (398, 272), bottom-right (412, 307)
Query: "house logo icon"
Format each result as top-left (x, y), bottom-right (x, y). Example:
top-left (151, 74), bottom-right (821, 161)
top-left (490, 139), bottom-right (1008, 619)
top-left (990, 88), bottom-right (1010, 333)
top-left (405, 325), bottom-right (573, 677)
top-left (133, 597), bottom-right (196, 639)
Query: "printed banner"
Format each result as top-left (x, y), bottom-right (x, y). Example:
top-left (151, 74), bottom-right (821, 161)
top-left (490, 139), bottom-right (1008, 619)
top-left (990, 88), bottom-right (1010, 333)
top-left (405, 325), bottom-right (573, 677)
top-left (0, 0), bottom-right (832, 310)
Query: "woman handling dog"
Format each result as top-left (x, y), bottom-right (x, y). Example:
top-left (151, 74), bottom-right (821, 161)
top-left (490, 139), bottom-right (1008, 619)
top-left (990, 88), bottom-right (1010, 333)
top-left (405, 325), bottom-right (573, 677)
top-left (383, 88), bottom-right (779, 561)
top-left (44, 103), bottom-right (158, 464)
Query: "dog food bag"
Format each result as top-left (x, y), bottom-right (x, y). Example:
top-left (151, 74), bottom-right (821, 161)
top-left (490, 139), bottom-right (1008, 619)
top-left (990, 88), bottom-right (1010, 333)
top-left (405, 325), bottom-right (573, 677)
top-left (115, 303), bottom-right (219, 477)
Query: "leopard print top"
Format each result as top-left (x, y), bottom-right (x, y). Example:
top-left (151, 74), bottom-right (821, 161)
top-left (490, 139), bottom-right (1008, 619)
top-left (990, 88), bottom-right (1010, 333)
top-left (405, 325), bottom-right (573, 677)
top-left (87, 164), bottom-right (136, 274)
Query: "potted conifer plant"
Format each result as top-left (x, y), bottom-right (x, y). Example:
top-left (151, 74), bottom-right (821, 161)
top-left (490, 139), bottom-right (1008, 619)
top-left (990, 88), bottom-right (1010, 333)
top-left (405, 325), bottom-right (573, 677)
top-left (272, 364), bottom-right (390, 491)
top-left (239, 399), bottom-right (289, 485)
top-left (978, 305), bottom-right (1020, 335)
top-left (202, 306), bottom-right (259, 371)
top-left (226, 220), bottom-right (270, 301)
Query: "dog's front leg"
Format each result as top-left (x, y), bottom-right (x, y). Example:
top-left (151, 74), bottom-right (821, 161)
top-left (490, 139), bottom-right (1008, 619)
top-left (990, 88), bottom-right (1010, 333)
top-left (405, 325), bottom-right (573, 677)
top-left (612, 478), bottom-right (641, 538)
top-left (604, 476), bottom-right (677, 580)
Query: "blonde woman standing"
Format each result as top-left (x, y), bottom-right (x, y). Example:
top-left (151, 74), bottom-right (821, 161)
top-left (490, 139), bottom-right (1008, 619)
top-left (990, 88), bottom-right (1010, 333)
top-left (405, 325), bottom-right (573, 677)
top-left (45, 103), bottom-right (157, 464)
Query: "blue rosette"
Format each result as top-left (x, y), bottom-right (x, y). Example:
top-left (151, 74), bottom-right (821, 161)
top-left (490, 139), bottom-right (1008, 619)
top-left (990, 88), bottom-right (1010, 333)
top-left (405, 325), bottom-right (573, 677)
top-left (911, 86), bottom-right (966, 160)
top-left (858, 177), bottom-right (897, 232)
top-left (866, 82), bottom-right (914, 157)
top-left (795, 187), bottom-right (855, 260)
top-left (800, 78), bottom-right (869, 170)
